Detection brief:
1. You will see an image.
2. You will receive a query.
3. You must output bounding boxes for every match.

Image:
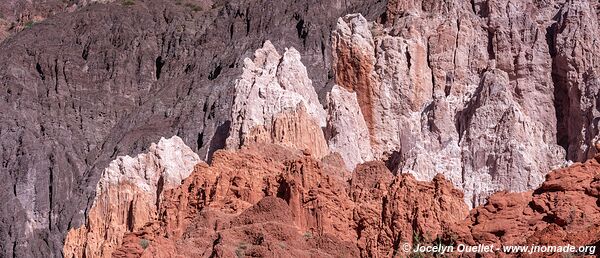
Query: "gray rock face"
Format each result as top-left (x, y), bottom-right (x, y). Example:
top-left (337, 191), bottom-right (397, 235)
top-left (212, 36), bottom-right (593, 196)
top-left (0, 1), bottom-right (386, 257)
top-left (1, 0), bottom-right (600, 257)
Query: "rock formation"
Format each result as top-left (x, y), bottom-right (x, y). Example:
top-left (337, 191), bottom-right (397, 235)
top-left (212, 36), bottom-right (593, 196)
top-left (0, 1), bottom-right (386, 256)
top-left (2, 0), bottom-right (600, 257)
top-left (325, 2), bottom-right (578, 206)
top-left (105, 143), bottom-right (468, 257)
top-left (551, 0), bottom-right (600, 162)
top-left (63, 136), bottom-right (199, 258)
top-left (65, 144), bottom-right (600, 257)
top-left (226, 41), bottom-right (329, 159)
top-left (325, 85), bottom-right (374, 171)
top-left (457, 155), bottom-right (600, 254)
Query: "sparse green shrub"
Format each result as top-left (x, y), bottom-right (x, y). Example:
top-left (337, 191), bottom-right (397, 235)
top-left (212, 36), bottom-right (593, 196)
top-left (410, 230), bottom-right (424, 258)
top-left (303, 231), bottom-right (313, 239)
top-left (122, 0), bottom-right (135, 6)
top-left (413, 230), bottom-right (422, 246)
top-left (24, 21), bottom-right (35, 29)
top-left (139, 238), bottom-right (149, 249)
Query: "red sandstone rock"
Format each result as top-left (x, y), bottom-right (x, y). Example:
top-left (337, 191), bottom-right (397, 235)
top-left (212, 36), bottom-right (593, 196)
top-left (457, 156), bottom-right (600, 256)
top-left (107, 144), bottom-right (468, 257)
top-left (65, 144), bottom-right (600, 257)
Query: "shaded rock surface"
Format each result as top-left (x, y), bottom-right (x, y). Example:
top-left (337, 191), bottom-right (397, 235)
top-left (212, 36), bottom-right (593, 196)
top-left (0, 1), bottom-right (386, 257)
top-left (3, 0), bottom-right (600, 257)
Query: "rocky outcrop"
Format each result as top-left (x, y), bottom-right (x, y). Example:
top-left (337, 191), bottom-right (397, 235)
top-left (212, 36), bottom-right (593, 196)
top-left (457, 155), bottom-right (600, 253)
top-left (106, 144), bottom-right (468, 257)
top-left (350, 162), bottom-right (469, 257)
top-left (226, 41), bottom-right (329, 159)
top-left (0, 1), bottom-right (387, 256)
top-left (63, 136), bottom-right (199, 258)
top-left (65, 143), bottom-right (600, 257)
top-left (325, 85), bottom-right (374, 171)
top-left (325, 0), bottom-right (583, 206)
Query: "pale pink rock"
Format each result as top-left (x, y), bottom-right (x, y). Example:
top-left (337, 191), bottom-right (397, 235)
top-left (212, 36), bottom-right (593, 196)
top-left (327, 9), bottom-right (566, 207)
top-left (63, 136), bottom-right (200, 258)
top-left (325, 85), bottom-right (374, 171)
top-left (226, 41), bottom-right (329, 158)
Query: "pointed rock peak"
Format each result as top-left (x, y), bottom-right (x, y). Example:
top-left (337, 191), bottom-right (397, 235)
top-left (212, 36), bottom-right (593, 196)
top-left (227, 40), bottom-right (327, 154)
top-left (244, 40), bottom-right (281, 72)
top-left (278, 46), bottom-right (326, 126)
top-left (64, 136), bottom-right (200, 258)
top-left (326, 85), bottom-right (374, 171)
top-left (335, 13), bottom-right (372, 41)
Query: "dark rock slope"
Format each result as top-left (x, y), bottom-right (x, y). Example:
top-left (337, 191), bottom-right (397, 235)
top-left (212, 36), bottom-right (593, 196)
top-left (0, 1), bottom-right (385, 257)
top-left (1, 0), bottom-right (600, 257)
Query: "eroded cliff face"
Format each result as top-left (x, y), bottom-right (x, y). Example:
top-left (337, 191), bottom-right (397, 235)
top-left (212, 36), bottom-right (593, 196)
top-left (551, 0), bottom-right (600, 162)
top-left (63, 136), bottom-right (200, 258)
top-left (325, 0), bottom-right (600, 206)
top-left (65, 142), bottom-right (600, 257)
top-left (0, 0), bottom-right (122, 41)
top-left (4, 0), bottom-right (600, 257)
top-left (61, 32), bottom-right (600, 255)
top-left (224, 11), bottom-right (569, 207)
top-left (0, 1), bottom-right (386, 256)
top-left (106, 144), bottom-right (469, 258)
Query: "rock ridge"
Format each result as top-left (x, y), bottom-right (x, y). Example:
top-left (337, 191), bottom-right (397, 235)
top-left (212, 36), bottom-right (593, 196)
top-left (63, 136), bottom-right (199, 258)
top-left (66, 144), bottom-right (600, 257)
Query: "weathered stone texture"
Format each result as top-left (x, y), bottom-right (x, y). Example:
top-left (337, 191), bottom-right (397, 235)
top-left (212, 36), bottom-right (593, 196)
top-left (63, 136), bottom-right (199, 258)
